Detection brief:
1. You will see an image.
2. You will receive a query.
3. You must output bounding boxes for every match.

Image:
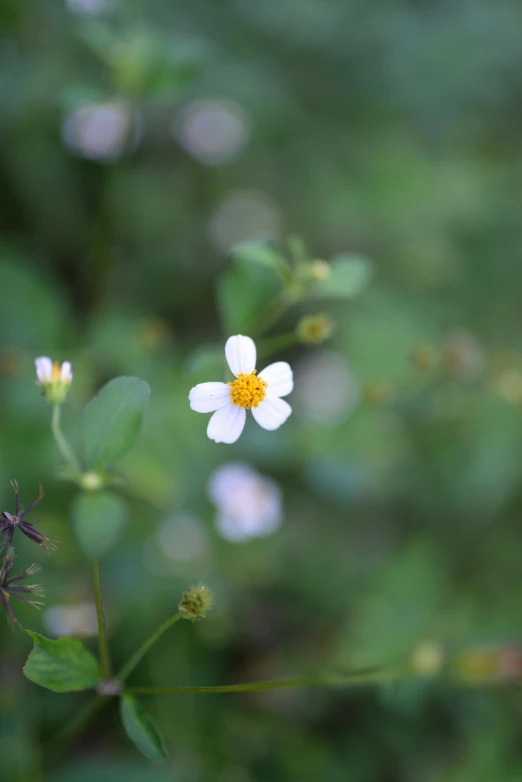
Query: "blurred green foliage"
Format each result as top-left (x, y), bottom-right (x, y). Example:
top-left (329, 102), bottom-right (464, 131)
top-left (2, 0), bottom-right (522, 780)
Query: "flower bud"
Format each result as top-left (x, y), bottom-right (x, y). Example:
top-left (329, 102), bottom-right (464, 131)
top-left (410, 344), bottom-right (438, 371)
top-left (309, 260), bottom-right (331, 281)
top-left (179, 585), bottom-right (214, 621)
top-left (411, 641), bottom-right (444, 677)
top-left (297, 314), bottom-right (334, 345)
top-left (35, 356), bottom-right (72, 404)
top-left (80, 471), bottom-right (104, 492)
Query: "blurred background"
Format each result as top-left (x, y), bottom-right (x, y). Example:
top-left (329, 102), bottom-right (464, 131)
top-left (2, 0), bottom-right (522, 779)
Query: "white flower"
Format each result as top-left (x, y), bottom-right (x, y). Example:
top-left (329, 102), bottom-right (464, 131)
top-left (43, 603), bottom-right (98, 637)
top-left (189, 335), bottom-right (293, 444)
top-left (35, 356), bottom-right (72, 403)
top-left (208, 463), bottom-right (282, 542)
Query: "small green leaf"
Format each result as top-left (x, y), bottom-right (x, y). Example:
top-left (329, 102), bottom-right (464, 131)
top-left (309, 254), bottom-right (373, 299)
top-left (72, 491), bottom-right (127, 560)
top-left (232, 241), bottom-right (288, 280)
top-left (23, 632), bottom-right (102, 692)
top-left (217, 262), bottom-right (280, 334)
top-left (82, 377), bottom-right (150, 470)
top-left (120, 694), bottom-right (169, 764)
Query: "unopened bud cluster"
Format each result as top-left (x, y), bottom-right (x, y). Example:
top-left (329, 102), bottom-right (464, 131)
top-left (179, 585), bottom-right (214, 622)
top-left (297, 314), bottom-right (334, 345)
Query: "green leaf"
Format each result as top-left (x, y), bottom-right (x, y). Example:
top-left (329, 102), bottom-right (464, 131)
top-left (72, 491), bottom-right (128, 560)
top-left (120, 694), bottom-right (169, 764)
top-left (82, 377), bottom-right (150, 470)
top-left (309, 254), bottom-right (373, 299)
top-left (184, 344), bottom-right (224, 378)
top-left (232, 241), bottom-right (288, 280)
top-left (217, 261), bottom-right (281, 334)
top-left (23, 632), bottom-right (102, 693)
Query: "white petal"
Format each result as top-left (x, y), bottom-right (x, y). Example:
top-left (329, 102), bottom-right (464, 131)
top-left (214, 511), bottom-right (252, 543)
top-left (225, 335), bottom-right (256, 376)
top-left (208, 463), bottom-right (256, 508)
top-left (207, 403), bottom-right (246, 444)
top-left (35, 356), bottom-right (53, 383)
top-left (252, 396), bottom-right (292, 431)
top-left (258, 361), bottom-right (293, 398)
top-left (189, 382), bottom-right (231, 413)
top-left (60, 361), bottom-right (73, 383)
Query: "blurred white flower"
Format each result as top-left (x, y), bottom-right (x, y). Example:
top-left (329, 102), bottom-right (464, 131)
top-left (174, 98), bottom-right (250, 166)
top-left (208, 463), bottom-right (283, 542)
top-left (43, 602), bottom-right (98, 637)
top-left (209, 190), bottom-right (281, 254)
top-left (189, 334), bottom-right (293, 444)
top-left (35, 356), bottom-right (72, 403)
top-left (61, 100), bottom-right (133, 163)
top-left (66, 0), bottom-right (117, 14)
top-left (294, 350), bottom-right (360, 423)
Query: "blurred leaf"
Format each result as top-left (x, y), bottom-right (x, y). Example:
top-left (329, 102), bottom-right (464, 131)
top-left (217, 261), bottom-right (281, 334)
top-left (23, 632), bottom-right (102, 693)
top-left (82, 377), bottom-right (150, 470)
top-left (0, 250), bottom-right (67, 349)
top-left (72, 491), bottom-right (127, 560)
top-left (345, 541), bottom-right (446, 666)
top-left (120, 694), bottom-right (169, 764)
top-left (232, 241), bottom-right (289, 281)
top-left (309, 254), bottom-right (373, 299)
top-left (184, 344), bottom-right (224, 378)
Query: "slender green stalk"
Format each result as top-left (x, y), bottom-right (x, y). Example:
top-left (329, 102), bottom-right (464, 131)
top-left (92, 561), bottom-right (112, 679)
top-left (117, 613), bottom-right (182, 682)
top-left (247, 289), bottom-right (297, 337)
top-left (51, 404), bottom-right (81, 475)
top-left (258, 331), bottom-right (298, 359)
top-left (127, 667), bottom-right (384, 696)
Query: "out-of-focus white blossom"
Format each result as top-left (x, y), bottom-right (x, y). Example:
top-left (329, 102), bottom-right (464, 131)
top-left (294, 350), bottom-right (360, 423)
top-left (189, 335), bottom-right (293, 444)
top-left (208, 462), bottom-right (283, 543)
top-left (61, 100), bottom-right (134, 163)
top-left (43, 602), bottom-right (98, 637)
top-left (173, 98), bottom-right (250, 166)
top-left (209, 190), bottom-right (281, 254)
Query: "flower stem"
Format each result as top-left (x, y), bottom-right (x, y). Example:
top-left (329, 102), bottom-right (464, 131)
top-left (51, 404), bottom-right (81, 475)
top-left (126, 666), bottom-right (385, 696)
top-left (117, 613), bottom-right (182, 682)
top-left (247, 289), bottom-right (297, 337)
top-left (258, 331), bottom-right (298, 359)
top-left (93, 561), bottom-right (112, 679)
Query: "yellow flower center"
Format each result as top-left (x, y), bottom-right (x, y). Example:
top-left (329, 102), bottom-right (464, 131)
top-left (228, 371), bottom-right (267, 409)
top-left (51, 361), bottom-right (62, 383)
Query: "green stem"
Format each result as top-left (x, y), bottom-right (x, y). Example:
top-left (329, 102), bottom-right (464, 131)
top-left (117, 613), bottom-right (182, 682)
top-left (51, 404), bottom-right (81, 475)
top-left (258, 331), bottom-right (298, 359)
top-left (247, 290), bottom-right (297, 337)
top-left (126, 667), bottom-right (384, 696)
top-left (93, 561), bottom-right (112, 679)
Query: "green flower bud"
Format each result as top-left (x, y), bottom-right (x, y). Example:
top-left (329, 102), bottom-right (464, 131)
top-left (297, 314), bottom-right (334, 345)
top-left (80, 471), bottom-right (104, 492)
top-left (179, 585), bottom-right (214, 622)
